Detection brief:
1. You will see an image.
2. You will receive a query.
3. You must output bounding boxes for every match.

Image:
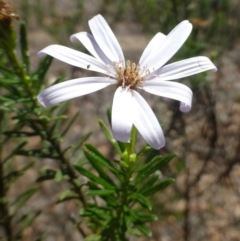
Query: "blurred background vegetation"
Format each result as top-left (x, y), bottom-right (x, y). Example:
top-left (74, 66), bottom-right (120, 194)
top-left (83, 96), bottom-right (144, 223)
top-left (1, 0), bottom-right (240, 240)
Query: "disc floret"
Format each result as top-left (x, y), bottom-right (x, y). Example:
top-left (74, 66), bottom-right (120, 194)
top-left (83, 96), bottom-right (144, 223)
top-left (115, 60), bottom-right (143, 89)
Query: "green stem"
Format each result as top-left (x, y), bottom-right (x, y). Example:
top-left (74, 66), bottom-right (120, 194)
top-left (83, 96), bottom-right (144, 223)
top-left (115, 166), bottom-right (132, 240)
top-left (3, 39), bottom-right (88, 236)
top-left (5, 40), bottom-right (87, 205)
top-left (115, 126), bottom-right (138, 240)
top-left (0, 111), bottom-right (13, 241)
top-left (43, 121), bottom-right (88, 209)
top-left (127, 125), bottom-right (137, 154)
top-left (5, 49), bottom-right (37, 107)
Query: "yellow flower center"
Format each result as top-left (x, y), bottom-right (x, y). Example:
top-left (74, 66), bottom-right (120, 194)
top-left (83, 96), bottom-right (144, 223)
top-left (115, 60), bottom-right (144, 89)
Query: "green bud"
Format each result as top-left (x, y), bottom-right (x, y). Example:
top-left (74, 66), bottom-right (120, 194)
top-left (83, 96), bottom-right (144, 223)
top-left (121, 150), bottom-right (128, 162)
top-left (129, 153), bottom-right (137, 163)
top-left (120, 161), bottom-right (129, 168)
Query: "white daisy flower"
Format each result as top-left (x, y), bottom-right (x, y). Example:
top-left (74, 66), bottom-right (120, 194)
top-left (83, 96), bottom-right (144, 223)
top-left (37, 14), bottom-right (217, 149)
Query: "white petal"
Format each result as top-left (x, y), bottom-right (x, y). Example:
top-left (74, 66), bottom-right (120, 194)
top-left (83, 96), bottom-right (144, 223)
top-left (139, 32), bottom-right (166, 72)
top-left (141, 20), bottom-right (192, 75)
top-left (88, 14), bottom-right (125, 65)
top-left (112, 87), bottom-right (133, 143)
top-left (38, 45), bottom-right (116, 77)
top-left (70, 32), bottom-right (114, 66)
top-left (131, 90), bottom-right (165, 149)
top-left (179, 102), bottom-right (191, 112)
top-left (146, 56), bottom-right (217, 80)
top-left (37, 77), bottom-right (116, 108)
top-left (140, 79), bottom-right (193, 112)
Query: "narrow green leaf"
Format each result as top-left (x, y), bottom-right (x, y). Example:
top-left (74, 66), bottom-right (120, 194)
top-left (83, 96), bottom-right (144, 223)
top-left (84, 147), bottom-right (115, 185)
top-left (136, 213), bottom-right (158, 222)
top-left (135, 223), bottom-right (152, 237)
top-left (5, 161), bottom-right (35, 184)
top-left (134, 154), bottom-right (176, 184)
top-left (0, 78), bottom-right (19, 85)
top-left (84, 234), bottom-right (101, 241)
top-left (84, 144), bottom-right (123, 180)
top-left (84, 144), bottom-right (109, 163)
top-left (145, 149), bottom-right (159, 163)
top-left (49, 115), bottom-right (68, 121)
top-left (3, 141), bottom-right (27, 163)
top-left (88, 182), bottom-right (118, 206)
top-left (74, 164), bottom-right (115, 189)
top-left (129, 125), bottom-right (137, 153)
top-left (3, 131), bottom-right (38, 137)
top-left (98, 119), bottom-right (122, 155)
top-left (0, 84), bottom-right (22, 98)
top-left (19, 211), bottom-right (41, 231)
top-left (130, 193), bottom-right (152, 210)
top-left (20, 22), bottom-right (29, 73)
top-left (141, 178), bottom-right (175, 196)
top-left (134, 158), bottom-right (156, 173)
top-left (0, 65), bottom-right (15, 76)
top-left (117, 141), bottom-right (126, 153)
top-left (54, 169), bottom-right (63, 182)
top-left (58, 189), bottom-right (72, 200)
top-left (129, 209), bottom-right (141, 223)
top-left (127, 227), bottom-right (142, 237)
top-left (12, 186), bottom-right (39, 215)
top-left (137, 145), bottom-right (151, 159)
top-left (106, 108), bottom-right (125, 152)
top-left (33, 55), bottom-right (52, 84)
top-left (56, 195), bottom-right (79, 203)
top-left (144, 154), bottom-right (176, 176)
top-left (36, 169), bottom-right (56, 182)
top-left (87, 189), bottom-right (115, 196)
top-left (57, 190), bottom-right (79, 203)
top-left (49, 102), bottom-right (70, 134)
top-left (139, 174), bottom-right (159, 193)
top-left (71, 132), bottom-right (91, 155)
top-left (16, 149), bottom-right (59, 159)
top-left (72, 150), bottom-right (85, 166)
top-left (61, 111), bottom-right (79, 136)
top-left (80, 207), bottom-right (110, 219)
top-left (98, 119), bottom-right (112, 140)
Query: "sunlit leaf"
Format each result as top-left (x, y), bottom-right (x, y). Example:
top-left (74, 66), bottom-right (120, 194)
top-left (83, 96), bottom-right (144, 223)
top-left (84, 147), bottom-right (115, 186)
top-left (141, 178), bottom-right (175, 196)
top-left (32, 55), bottom-right (52, 88)
top-left (84, 144), bottom-right (123, 181)
top-left (54, 169), bottom-right (63, 182)
top-left (36, 169), bottom-right (56, 182)
top-left (74, 164), bottom-right (115, 189)
top-left (130, 192), bottom-right (152, 210)
top-left (135, 213), bottom-right (158, 222)
top-left (84, 234), bottom-right (101, 241)
top-left (135, 223), bottom-right (152, 237)
top-left (134, 154), bottom-right (176, 184)
top-left (98, 119), bottom-right (122, 155)
top-left (87, 189), bottom-right (116, 196)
